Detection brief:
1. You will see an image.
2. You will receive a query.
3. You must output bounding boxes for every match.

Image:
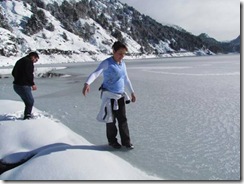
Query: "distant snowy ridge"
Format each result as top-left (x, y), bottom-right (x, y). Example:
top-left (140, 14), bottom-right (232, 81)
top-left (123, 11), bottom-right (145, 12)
top-left (0, 100), bottom-right (161, 180)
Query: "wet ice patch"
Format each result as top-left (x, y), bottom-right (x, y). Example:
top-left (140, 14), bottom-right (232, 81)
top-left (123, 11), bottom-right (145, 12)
top-left (34, 67), bottom-right (70, 78)
top-left (129, 66), bottom-right (191, 70)
top-left (0, 68), bottom-right (12, 78)
top-left (134, 66), bottom-right (240, 76)
top-left (0, 67), bottom-right (70, 78)
top-left (145, 71), bottom-right (240, 76)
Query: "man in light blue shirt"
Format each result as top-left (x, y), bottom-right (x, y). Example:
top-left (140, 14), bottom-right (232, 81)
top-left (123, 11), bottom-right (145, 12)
top-left (83, 41), bottom-right (136, 149)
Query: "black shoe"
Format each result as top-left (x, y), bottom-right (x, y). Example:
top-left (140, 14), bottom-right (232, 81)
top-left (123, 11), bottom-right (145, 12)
top-left (123, 143), bottom-right (134, 149)
top-left (109, 142), bottom-right (122, 149)
top-left (23, 114), bottom-right (33, 120)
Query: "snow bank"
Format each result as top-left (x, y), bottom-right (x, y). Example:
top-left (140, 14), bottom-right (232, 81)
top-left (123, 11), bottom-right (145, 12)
top-left (0, 100), bottom-right (161, 180)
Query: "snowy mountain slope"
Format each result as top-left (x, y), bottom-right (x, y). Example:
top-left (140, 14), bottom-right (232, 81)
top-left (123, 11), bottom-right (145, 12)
top-left (0, 0), bottom-right (145, 65)
top-left (0, 1), bottom-right (103, 53)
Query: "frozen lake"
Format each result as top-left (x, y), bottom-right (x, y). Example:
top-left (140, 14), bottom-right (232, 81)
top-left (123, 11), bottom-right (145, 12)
top-left (0, 54), bottom-right (240, 180)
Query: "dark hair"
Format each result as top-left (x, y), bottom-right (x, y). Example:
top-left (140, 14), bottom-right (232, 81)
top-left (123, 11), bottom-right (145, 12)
top-left (28, 51), bottom-right (39, 58)
top-left (112, 41), bottom-right (128, 52)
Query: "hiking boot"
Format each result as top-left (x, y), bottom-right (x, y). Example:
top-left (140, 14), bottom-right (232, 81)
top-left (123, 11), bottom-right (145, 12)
top-left (123, 143), bottom-right (134, 149)
top-left (109, 142), bottom-right (122, 149)
top-left (23, 114), bottom-right (33, 120)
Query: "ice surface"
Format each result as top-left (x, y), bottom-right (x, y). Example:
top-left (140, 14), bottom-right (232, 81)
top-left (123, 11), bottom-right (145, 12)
top-left (0, 54), bottom-right (240, 180)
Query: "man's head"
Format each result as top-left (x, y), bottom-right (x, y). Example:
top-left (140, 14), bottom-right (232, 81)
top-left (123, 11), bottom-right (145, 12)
top-left (112, 41), bottom-right (128, 63)
top-left (28, 52), bottom-right (39, 63)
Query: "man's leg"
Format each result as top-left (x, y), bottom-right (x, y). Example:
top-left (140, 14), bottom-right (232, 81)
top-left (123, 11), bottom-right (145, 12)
top-left (114, 97), bottom-right (131, 146)
top-left (106, 99), bottom-right (121, 148)
top-left (106, 122), bottom-right (118, 144)
top-left (13, 85), bottom-right (34, 119)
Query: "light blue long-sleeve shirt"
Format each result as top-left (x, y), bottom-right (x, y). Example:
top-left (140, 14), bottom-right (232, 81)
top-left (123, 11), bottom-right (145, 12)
top-left (85, 57), bottom-right (134, 94)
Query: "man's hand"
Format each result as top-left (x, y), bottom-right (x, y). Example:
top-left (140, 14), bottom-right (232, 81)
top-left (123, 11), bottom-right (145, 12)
top-left (32, 85), bottom-right (37, 91)
top-left (82, 83), bottom-right (90, 96)
top-left (131, 92), bottom-right (136, 102)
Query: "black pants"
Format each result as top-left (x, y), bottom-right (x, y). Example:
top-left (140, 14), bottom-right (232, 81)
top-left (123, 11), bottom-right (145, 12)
top-left (106, 97), bottom-right (131, 145)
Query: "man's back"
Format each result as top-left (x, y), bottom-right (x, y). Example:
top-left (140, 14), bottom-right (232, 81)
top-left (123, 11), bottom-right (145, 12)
top-left (12, 56), bottom-right (34, 86)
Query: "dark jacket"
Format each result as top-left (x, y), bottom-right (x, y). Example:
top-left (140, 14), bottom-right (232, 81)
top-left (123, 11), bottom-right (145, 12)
top-left (12, 56), bottom-right (35, 86)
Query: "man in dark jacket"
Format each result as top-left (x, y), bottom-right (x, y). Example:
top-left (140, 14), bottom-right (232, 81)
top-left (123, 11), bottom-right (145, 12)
top-left (12, 52), bottom-right (39, 120)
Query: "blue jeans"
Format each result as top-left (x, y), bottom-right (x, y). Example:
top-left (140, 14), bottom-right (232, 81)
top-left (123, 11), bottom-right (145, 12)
top-left (13, 84), bottom-right (34, 117)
